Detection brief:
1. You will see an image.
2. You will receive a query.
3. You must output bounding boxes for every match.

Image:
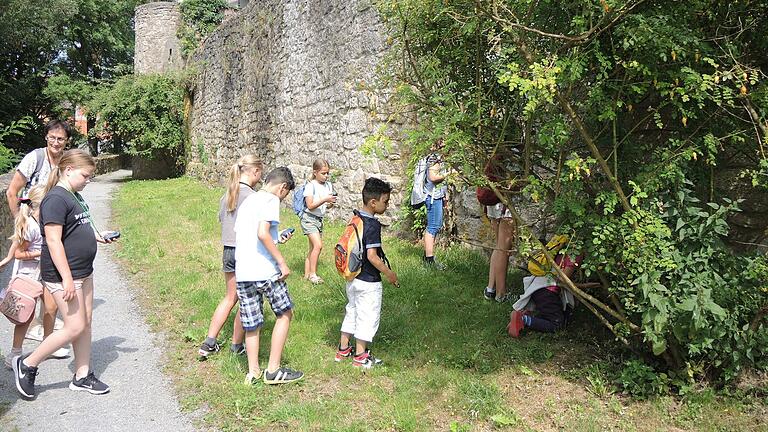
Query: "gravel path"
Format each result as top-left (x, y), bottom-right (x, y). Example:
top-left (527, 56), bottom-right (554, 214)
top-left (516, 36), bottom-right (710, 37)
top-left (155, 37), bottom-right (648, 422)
top-left (0, 169), bottom-right (197, 431)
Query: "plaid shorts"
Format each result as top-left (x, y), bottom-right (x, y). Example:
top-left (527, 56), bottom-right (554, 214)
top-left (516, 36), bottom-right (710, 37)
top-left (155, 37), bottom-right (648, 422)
top-left (236, 279), bottom-right (294, 331)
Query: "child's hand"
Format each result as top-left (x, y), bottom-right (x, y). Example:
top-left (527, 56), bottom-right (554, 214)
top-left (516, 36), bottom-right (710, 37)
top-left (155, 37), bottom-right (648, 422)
top-left (326, 195), bottom-right (338, 205)
top-left (278, 228), bottom-right (294, 243)
top-left (278, 261), bottom-right (291, 281)
top-left (385, 270), bottom-right (399, 288)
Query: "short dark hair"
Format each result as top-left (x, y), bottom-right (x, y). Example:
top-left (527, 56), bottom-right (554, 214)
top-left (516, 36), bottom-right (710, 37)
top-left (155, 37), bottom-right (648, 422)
top-left (362, 177), bottom-right (391, 204)
top-left (264, 166), bottom-right (295, 190)
top-left (45, 120), bottom-right (72, 138)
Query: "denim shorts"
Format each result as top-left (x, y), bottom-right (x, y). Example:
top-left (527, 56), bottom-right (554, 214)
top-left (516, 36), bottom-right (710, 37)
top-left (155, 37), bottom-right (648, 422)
top-left (236, 279), bottom-right (294, 331)
top-left (222, 246), bottom-right (236, 273)
top-left (425, 196), bottom-right (444, 236)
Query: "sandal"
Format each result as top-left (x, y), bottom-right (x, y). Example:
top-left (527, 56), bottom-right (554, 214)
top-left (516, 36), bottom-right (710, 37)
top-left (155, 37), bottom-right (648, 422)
top-left (308, 275), bottom-right (325, 285)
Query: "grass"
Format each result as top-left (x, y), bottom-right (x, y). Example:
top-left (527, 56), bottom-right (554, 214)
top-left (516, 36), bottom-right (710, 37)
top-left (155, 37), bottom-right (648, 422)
top-left (112, 177), bottom-right (768, 431)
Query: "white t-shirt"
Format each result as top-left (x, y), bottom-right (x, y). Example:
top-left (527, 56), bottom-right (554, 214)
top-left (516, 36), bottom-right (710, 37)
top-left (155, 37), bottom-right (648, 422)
top-left (12, 217), bottom-right (42, 279)
top-left (303, 180), bottom-right (333, 217)
top-left (234, 190), bottom-right (281, 282)
top-left (17, 149), bottom-right (53, 194)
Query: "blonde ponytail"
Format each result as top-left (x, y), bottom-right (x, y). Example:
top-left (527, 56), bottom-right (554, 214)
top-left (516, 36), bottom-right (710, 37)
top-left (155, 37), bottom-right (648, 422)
top-left (225, 154), bottom-right (264, 212)
top-left (11, 186), bottom-right (45, 243)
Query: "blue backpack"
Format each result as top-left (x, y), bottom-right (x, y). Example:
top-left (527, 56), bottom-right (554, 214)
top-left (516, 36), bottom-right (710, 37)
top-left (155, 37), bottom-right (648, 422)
top-left (292, 182), bottom-right (317, 216)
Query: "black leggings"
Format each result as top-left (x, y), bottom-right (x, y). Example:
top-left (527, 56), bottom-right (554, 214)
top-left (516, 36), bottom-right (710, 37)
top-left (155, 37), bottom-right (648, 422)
top-left (527, 289), bottom-right (565, 333)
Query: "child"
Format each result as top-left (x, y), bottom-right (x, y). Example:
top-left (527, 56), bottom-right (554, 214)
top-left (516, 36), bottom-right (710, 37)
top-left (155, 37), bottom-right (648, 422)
top-left (335, 177), bottom-right (398, 369)
top-left (13, 149), bottom-right (118, 399)
top-left (4, 186), bottom-right (68, 369)
top-left (301, 158), bottom-right (337, 284)
top-left (234, 166), bottom-right (303, 384)
top-left (483, 204), bottom-right (516, 302)
top-left (508, 247), bottom-right (598, 337)
top-left (199, 155), bottom-right (264, 358)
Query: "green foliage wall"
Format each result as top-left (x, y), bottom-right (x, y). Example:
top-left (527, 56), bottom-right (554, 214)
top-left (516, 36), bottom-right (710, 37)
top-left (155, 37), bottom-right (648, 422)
top-left (177, 0), bottom-right (229, 56)
top-left (89, 73), bottom-right (184, 162)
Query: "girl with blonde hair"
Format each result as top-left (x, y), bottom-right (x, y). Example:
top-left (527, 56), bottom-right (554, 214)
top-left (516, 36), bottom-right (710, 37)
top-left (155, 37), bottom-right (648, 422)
top-left (199, 154), bottom-right (264, 358)
top-left (13, 149), bottom-right (118, 399)
top-left (300, 158), bottom-right (336, 284)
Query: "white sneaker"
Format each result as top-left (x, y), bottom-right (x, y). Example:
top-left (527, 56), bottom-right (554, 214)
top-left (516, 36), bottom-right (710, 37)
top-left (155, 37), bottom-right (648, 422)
top-left (25, 324), bottom-right (43, 342)
top-left (48, 346), bottom-right (70, 359)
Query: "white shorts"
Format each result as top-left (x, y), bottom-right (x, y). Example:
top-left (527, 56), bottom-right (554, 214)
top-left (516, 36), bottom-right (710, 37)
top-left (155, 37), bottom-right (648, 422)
top-left (486, 203), bottom-right (512, 219)
top-left (340, 278), bottom-right (383, 343)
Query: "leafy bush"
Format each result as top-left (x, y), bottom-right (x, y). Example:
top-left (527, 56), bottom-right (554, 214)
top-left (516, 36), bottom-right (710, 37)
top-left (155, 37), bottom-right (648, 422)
top-left (177, 0), bottom-right (229, 56)
top-left (376, 0), bottom-right (768, 385)
top-left (0, 117), bottom-right (32, 171)
top-left (89, 73), bottom-right (184, 160)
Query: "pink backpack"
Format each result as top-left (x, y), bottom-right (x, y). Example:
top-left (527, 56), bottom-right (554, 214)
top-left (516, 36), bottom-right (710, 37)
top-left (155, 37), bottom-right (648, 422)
top-left (0, 275), bottom-right (43, 325)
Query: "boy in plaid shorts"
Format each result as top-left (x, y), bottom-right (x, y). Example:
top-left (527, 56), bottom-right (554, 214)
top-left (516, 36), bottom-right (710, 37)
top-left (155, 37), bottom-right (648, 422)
top-left (234, 167), bottom-right (303, 384)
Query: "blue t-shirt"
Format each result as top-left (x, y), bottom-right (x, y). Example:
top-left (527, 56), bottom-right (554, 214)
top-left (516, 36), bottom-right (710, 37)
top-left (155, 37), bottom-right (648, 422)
top-left (356, 210), bottom-right (385, 283)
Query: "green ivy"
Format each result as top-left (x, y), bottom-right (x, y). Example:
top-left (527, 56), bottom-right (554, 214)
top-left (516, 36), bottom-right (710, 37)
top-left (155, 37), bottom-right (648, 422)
top-left (177, 0), bottom-right (229, 56)
top-left (88, 73), bottom-right (184, 160)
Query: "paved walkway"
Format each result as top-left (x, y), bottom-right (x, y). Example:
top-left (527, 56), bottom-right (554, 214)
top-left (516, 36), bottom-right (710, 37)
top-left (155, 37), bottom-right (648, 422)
top-left (0, 170), bottom-right (196, 431)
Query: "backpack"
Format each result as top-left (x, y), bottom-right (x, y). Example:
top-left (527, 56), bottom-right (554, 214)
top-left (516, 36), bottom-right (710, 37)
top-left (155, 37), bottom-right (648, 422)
top-left (335, 210), bottom-right (365, 281)
top-left (292, 182), bottom-right (312, 216)
top-left (409, 156), bottom-right (430, 209)
top-left (22, 148), bottom-right (47, 198)
top-left (527, 235), bottom-right (570, 276)
top-left (0, 275), bottom-right (43, 325)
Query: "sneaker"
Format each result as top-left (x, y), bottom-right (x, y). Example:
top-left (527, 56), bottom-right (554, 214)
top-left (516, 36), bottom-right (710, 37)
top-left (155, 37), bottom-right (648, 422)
top-left (13, 354), bottom-right (38, 399)
top-left (69, 371), bottom-right (110, 395)
top-left (352, 350), bottom-right (383, 369)
top-left (423, 257), bottom-right (446, 270)
top-left (230, 344), bottom-right (246, 356)
top-left (483, 287), bottom-right (496, 301)
top-left (335, 345), bottom-right (353, 362)
top-left (507, 310), bottom-right (525, 338)
top-left (263, 367), bottom-right (304, 384)
top-left (48, 346), bottom-right (70, 359)
top-left (198, 341), bottom-right (220, 359)
top-left (495, 293), bottom-right (511, 303)
top-left (244, 371), bottom-right (260, 385)
top-left (25, 324), bottom-right (43, 342)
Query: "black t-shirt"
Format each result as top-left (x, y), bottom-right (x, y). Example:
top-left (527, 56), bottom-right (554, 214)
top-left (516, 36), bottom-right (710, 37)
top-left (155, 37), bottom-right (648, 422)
top-left (40, 186), bottom-right (98, 282)
top-left (357, 211), bottom-right (386, 283)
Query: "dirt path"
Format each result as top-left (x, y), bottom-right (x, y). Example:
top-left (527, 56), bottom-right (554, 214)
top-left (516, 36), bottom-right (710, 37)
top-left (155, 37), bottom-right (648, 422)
top-left (0, 169), bottom-right (197, 431)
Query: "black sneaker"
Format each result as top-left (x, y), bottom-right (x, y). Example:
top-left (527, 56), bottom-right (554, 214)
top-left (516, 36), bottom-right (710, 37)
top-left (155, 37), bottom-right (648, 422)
top-left (423, 256), bottom-right (446, 270)
top-left (483, 287), bottom-right (496, 301)
top-left (69, 371), bottom-right (110, 395)
top-left (263, 367), bottom-right (304, 385)
top-left (198, 341), bottom-right (220, 359)
top-left (230, 344), bottom-right (246, 356)
top-left (13, 354), bottom-right (38, 399)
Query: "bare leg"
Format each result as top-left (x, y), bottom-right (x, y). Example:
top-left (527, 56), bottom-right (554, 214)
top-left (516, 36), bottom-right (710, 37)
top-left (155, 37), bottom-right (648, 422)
top-left (423, 232), bottom-right (435, 257)
top-left (493, 218), bottom-right (516, 298)
top-left (306, 233), bottom-right (323, 277)
top-left (24, 288), bottom-right (86, 367)
top-left (355, 339), bottom-right (368, 356)
top-left (244, 329), bottom-right (261, 376)
top-left (339, 332), bottom-right (353, 349)
top-left (205, 272), bottom-right (242, 343)
top-left (73, 277), bottom-right (94, 379)
top-left (12, 318), bottom-right (33, 350)
top-left (41, 288), bottom-right (57, 338)
top-left (486, 218), bottom-right (500, 290)
top-left (266, 310), bottom-right (293, 372)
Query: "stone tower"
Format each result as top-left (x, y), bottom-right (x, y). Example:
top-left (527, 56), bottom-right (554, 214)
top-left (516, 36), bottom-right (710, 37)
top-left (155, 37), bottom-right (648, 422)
top-left (134, 2), bottom-right (183, 74)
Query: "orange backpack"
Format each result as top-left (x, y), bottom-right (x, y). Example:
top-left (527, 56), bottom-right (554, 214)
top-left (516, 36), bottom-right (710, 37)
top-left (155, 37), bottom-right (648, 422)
top-left (335, 211), bottom-right (365, 281)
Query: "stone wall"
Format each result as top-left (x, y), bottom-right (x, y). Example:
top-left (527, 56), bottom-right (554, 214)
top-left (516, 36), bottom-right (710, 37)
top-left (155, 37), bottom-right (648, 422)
top-left (186, 0), bottom-right (405, 224)
top-left (134, 2), bottom-right (184, 74)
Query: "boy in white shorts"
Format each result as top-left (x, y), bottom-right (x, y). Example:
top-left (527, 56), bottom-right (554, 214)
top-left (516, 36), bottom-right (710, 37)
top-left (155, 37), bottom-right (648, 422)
top-left (335, 178), bottom-right (399, 368)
